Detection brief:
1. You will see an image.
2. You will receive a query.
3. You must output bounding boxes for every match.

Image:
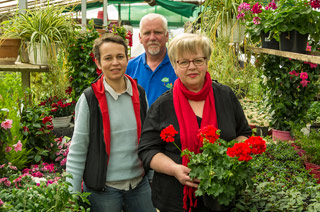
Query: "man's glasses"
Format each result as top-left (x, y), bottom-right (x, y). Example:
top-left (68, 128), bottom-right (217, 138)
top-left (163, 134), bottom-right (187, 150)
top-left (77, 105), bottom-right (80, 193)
top-left (176, 57), bottom-right (206, 68)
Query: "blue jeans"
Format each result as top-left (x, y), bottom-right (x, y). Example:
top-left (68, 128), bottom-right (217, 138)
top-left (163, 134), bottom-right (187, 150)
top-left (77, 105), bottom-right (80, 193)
top-left (83, 176), bottom-right (156, 212)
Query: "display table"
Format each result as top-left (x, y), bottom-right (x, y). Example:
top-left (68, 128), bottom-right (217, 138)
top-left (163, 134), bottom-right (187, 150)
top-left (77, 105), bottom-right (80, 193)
top-left (0, 62), bottom-right (49, 89)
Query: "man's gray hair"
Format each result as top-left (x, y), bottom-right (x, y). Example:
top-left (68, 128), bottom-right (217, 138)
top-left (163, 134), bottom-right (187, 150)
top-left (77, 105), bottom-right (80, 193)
top-left (139, 13), bottom-right (168, 33)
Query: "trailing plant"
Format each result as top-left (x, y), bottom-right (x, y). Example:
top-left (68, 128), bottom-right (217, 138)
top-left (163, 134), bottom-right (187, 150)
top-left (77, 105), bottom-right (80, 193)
top-left (66, 21), bottom-right (100, 100)
top-left (0, 4), bottom-right (76, 63)
top-left (256, 54), bottom-right (319, 131)
top-left (207, 37), bottom-right (259, 99)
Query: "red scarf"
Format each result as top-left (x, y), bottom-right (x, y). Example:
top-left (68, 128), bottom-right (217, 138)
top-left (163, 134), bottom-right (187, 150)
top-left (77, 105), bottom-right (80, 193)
top-left (91, 74), bottom-right (141, 163)
top-left (173, 72), bottom-right (217, 211)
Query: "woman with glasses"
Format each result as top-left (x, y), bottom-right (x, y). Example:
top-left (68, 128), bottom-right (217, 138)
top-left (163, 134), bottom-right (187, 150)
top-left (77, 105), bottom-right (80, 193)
top-left (138, 33), bottom-right (251, 212)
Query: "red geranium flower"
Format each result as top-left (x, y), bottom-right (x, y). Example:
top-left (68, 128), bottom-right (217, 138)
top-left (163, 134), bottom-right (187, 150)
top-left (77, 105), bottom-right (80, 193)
top-left (197, 125), bottom-right (220, 144)
top-left (160, 124), bottom-right (178, 143)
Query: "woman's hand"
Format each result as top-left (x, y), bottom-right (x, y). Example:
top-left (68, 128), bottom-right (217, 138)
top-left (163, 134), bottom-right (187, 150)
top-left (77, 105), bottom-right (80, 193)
top-left (150, 153), bottom-right (200, 188)
top-left (172, 164), bottom-right (199, 188)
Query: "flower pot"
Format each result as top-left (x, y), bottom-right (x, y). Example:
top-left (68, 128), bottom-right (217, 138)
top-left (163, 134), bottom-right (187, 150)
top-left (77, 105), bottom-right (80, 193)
top-left (28, 43), bottom-right (49, 65)
top-left (279, 30), bottom-right (309, 54)
top-left (272, 129), bottom-right (294, 141)
top-left (261, 32), bottom-right (279, 50)
top-left (203, 194), bottom-right (235, 211)
top-left (0, 38), bottom-right (21, 64)
top-left (52, 115), bottom-right (72, 128)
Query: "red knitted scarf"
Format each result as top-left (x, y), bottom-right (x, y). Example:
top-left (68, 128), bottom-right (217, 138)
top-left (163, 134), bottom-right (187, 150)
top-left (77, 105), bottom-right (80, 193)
top-left (173, 72), bottom-right (217, 211)
top-left (91, 74), bottom-right (141, 163)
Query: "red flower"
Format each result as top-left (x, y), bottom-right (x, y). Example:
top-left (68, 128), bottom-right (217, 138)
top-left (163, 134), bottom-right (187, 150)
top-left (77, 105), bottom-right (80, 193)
top-left (197, 125), bottom-right (220, 144)
top-left (42, 116), bottom-right (52, 124)
top-left (227, 142), bottom-right (252, 161)
top-left (160, 125), bottom-right (178, 143)
top-left (23, 126), bottom-right (29, 133)
top-left (245, 136), bottom-right (266, 155)
top-left (65, 87), bottom-right (73, 95)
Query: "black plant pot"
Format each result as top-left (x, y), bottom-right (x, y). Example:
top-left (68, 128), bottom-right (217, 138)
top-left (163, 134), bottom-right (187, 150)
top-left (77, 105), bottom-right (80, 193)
top-left (256, 126), bottom-right (269, 137)
top-left (203, 194), bottom-right (235, 211)
top-left (279, 30), bottom-right (309, 54)
top-left (261, 32), bottom-right (279, 50)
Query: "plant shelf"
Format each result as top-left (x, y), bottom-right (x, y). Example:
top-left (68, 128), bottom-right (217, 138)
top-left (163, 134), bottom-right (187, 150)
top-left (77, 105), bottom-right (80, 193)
top-left (247, 47), bottom-right (320, 65)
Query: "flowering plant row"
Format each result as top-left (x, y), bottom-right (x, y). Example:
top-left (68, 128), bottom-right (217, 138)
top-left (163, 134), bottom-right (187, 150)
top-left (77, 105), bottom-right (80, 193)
top-left (161, 125), bottom-right (267, 206)
top-left (237, 0), bottom-right (320, 42)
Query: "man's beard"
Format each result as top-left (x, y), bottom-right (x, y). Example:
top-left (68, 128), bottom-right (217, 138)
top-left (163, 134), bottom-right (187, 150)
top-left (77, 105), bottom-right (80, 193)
top-left (147, 42), bottom-right (161, 55)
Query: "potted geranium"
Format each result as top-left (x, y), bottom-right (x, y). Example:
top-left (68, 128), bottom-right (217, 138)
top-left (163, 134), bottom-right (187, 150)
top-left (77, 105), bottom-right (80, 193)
top-left (161, 125), bottom-right (267, 210)
top-left (237, 0), bottom-right (279, 47)
top-left (39, 95), bottom-right (76, 128)
top-left (268, 0), bottom-right (320, 53)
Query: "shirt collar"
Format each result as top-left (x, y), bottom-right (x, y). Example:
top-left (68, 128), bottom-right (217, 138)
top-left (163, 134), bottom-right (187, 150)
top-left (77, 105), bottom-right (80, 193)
top-left (103, 75), bottom-right (133, 100)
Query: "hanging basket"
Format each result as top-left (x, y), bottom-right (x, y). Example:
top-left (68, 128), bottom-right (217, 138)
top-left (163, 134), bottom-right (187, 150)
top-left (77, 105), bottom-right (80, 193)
top-left (52, 115), bottom-right (72, 128)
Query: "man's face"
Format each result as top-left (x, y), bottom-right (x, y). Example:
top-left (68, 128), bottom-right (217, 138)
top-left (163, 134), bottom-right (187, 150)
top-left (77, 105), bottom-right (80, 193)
top-left (139, 18), bottom-right (168, 56)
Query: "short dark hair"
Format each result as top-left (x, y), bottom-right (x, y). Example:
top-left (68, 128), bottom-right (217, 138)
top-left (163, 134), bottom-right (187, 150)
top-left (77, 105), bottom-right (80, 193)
top-left (92, 33), bottom-right (128, 64)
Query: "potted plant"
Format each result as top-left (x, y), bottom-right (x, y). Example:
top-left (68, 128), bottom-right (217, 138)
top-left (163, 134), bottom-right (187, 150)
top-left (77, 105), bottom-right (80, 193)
top-left (269, 0), bottom-right (320, 53)
top-left (0, 4), bottom-right (75, 65)
top-left (200, 0), bottom-right (256, 43)
top-left (39, 95), bottom-right (76, 128)
top-left (237, 0), bottom-right (279, 47)
top-left (161, 125), bottom-right (267, 209)
top-left (256, 54), bottom-right (319, 140)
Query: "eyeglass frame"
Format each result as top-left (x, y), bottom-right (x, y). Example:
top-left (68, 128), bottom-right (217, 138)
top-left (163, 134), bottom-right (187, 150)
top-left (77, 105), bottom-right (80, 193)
top-left (176, 57), bottom-right (207, 68)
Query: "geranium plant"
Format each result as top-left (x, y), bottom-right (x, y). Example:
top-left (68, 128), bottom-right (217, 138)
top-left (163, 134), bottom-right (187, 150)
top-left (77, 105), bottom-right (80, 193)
top-left (237, 0), bottom-right (279, 42)
top-left (161, 125), bottom-right (267, 207)
top-left (39, 95), bottom-right (76, 118)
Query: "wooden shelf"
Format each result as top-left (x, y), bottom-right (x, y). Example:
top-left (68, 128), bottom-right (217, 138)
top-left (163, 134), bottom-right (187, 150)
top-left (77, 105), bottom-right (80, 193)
top-left (0, 62), bottom-right (49, 89)
top-left (247, 47), bottom-right (320, 65)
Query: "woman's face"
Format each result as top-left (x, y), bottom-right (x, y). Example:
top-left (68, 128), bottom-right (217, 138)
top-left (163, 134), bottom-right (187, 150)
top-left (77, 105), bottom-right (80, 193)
top-left (174, 50), bottom-right (208, 92)
top-left (95, 42), bottom-right (128, 84)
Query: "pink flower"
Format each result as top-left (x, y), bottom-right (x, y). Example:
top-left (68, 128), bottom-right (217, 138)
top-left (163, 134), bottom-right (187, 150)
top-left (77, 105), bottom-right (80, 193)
top-left (310, 0), bottom-right (320, 8)
top-left (9, 165), bottom-right (17, 170)
top-left (5, 146), bottom-right (12, 152)
top-left (300, 80), bottom-right (310, 87)
top-left (253, 17), bottom-right (261, 25)
top-left (1, 119), bottom-right (12, 130)
top-left (4, 179), bottom-right (11, 187)
top-left (0, 198), bottom-right (3, 206)
top-left (13, 140), bottom-right (22, 152)
top-left (267, 0), bottom-right (277, 10)
top-left (32, 171), bottom-right (44, 178)
top-left (236, 13), bottom-right (245, 20)
top-left (300, 72), bottom-right (308, 80)
top-left (60, 158), bottom-right (67, 166)
top-left (251, 2), bottom-right (262, 14)
top-left (289, 70), bottom-right (299, 76)
top-left (309, 63), bottom-right (317, 69)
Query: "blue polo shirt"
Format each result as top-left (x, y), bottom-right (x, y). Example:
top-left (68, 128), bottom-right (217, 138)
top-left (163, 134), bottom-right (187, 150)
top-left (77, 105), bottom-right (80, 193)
top-left (126, 52), bottom-right (177, 106)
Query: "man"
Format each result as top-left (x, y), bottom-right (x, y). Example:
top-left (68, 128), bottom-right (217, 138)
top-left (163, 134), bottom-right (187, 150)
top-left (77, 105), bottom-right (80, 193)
top-left (126, 13), bottom-right (177, 106)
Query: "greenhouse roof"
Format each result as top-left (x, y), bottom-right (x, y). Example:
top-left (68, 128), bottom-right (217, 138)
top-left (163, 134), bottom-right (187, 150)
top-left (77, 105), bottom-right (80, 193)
top-left (0, 0), bottom-right (203, 27)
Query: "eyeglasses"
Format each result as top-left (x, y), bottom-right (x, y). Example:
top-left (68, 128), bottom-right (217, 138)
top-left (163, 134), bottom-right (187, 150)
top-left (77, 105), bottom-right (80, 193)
top-left (176, 57), bottom-right (206, 68)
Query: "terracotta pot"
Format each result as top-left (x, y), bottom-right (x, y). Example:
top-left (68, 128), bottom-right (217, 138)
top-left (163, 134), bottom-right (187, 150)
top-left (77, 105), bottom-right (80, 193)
top-left (272, 129), bottom-right (294, 141)
top-left (0, 38), bottom-right (21, 64)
